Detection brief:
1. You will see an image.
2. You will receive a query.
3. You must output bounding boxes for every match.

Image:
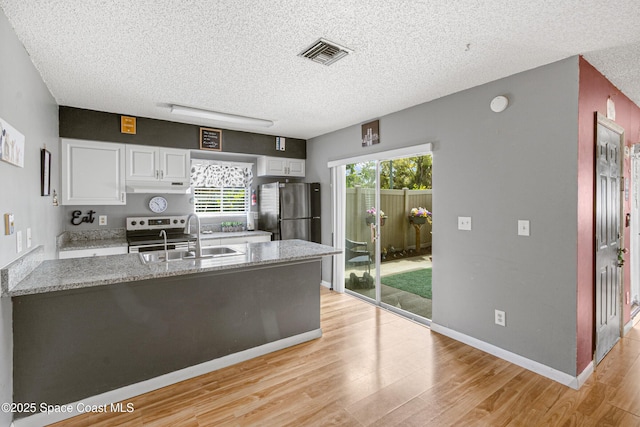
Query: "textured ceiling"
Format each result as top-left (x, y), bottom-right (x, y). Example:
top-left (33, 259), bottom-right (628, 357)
top-left (1, 1), bottom-right (640, 140)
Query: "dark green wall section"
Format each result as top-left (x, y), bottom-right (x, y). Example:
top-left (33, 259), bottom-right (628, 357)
top-left (59, 106), bottom-right (306, 159)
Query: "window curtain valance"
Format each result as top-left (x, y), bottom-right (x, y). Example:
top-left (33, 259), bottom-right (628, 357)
top-left (190, 162), bottom-right (253, 188)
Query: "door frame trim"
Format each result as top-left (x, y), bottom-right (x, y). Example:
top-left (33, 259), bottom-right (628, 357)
top-left (327, 143), bottom-right (433, 168)
top-left (630, 144), bottom-right (640, 318)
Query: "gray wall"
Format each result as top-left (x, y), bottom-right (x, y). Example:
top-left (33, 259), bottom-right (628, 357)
top-left (307, 57), bottom-right (580, 376)
top-left (0, 8), bottom-right (63, 425)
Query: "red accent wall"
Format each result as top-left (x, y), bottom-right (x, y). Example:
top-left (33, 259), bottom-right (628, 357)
top-left (577, 57), bottom-right (640, 373)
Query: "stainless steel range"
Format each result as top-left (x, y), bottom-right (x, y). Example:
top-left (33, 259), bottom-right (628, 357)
top-left (126, 215), bottom-right (197, 253)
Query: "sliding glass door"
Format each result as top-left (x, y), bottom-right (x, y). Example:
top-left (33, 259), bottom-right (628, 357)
top-left (340, 152), bottom-right (433, 324)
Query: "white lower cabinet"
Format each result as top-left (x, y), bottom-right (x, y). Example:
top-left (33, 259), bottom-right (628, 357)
top-left (201, 234), bottom-right (271, 247)
top-left (59, 246), bottom-right (128, 259)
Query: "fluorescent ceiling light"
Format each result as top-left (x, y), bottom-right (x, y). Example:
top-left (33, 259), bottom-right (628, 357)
top-left (170, 105), bottom-right (274, 127)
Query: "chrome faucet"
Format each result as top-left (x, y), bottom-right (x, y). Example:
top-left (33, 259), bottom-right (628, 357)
top-left (185, 213), bottom-right (202, 258)
top-left (159, 230), bottom-right (168, 262)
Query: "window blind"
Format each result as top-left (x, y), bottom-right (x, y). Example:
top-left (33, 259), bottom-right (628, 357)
top-left (194, 187), bottom-right (248, 214)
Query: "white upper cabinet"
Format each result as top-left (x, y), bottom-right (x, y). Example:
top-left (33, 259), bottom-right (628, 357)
top-left (159, 148), bottom-right (190, 182)
top-left (257, 156), bottom-right (305, 177)
top-left (126, 145), bottom-right (190, 182)
top-left (125, 145), bottom-right (190, 192)
top-left (61, 139), bottom-right (126, 205)
top-left (125, 145), bottom-right (157, 181)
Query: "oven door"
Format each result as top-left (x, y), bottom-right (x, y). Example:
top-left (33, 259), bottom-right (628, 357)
top-left (128, 242), bottom-right (191, 253)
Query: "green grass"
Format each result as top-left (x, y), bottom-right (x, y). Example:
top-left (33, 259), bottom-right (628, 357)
top-left (381, 268), bottom-right (432, 299)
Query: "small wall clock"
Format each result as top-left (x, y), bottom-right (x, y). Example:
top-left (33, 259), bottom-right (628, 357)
top-left (149, 196), bottom-right (168, 213)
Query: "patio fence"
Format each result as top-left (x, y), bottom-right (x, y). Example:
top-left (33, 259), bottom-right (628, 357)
top-left (346, 187), bottom-right (432, 253)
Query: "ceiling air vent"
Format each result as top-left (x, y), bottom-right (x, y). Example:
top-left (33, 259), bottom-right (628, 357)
top-left (298, 38), bottom-right (352, 66)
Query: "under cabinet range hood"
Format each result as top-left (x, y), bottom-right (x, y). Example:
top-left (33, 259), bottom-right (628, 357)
top-left (125, 181), bottom-right (191, 194)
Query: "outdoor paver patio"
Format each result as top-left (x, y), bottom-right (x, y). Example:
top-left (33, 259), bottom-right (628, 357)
top-left (346, 253), bottom-right (432, 319)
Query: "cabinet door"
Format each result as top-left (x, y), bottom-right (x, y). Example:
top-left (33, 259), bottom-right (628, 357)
top-left (257, 156), bottom-right (286, 176)
top-left (200, 238), bottom-right (221, 248)
top-left (287, 159), bottom-right (305, 177)
top-left (160, 148), bottom-right (190, 182)
top-left (126, 145), bottom-right (158, 181)
top-left (218, 236), bottom-right (253, 245)
top-left (62, 139), bottom-right (126, 205)
top-left (257, 156), bottom-right (306, 177)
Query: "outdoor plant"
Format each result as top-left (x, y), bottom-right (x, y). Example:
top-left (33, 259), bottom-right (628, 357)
top-left (410, 207), bottom-right (432, 224)
top-left (220, 221), bottom-right (245, 232)
top-left (366, 207), bottom-right (385, 218)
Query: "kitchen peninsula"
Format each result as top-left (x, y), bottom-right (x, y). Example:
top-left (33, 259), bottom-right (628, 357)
top-left (6, 239), bottom-right (339, 421)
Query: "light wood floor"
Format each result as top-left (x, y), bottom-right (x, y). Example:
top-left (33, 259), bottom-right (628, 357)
top-left (51, 287), bottom-right (640, 426)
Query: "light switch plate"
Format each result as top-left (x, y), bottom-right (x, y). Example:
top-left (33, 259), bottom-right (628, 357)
top-left (99, 215), bottom-right (107, 226)
top-left (16, 230), bottom-right (22, 253)
top-left (518, 220), bottom-right (530, 236)
top-left (458, 216), bottom-right (472, 231)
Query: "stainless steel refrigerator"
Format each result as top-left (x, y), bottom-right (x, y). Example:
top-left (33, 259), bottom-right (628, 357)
top-left (259, 182), bottom-right (321, 243)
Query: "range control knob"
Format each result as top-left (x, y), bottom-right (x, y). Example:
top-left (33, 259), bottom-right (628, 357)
top-left (131, 221), bottom-right (137, 226)
top-left (180, 219), bottom-right (185, 224)
top-left (140, 221), bottom-right (145, 226)
top-left (173, 219), bottom-right (178, 224)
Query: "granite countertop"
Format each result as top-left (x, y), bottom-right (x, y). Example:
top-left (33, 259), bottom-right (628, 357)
top-left (57, 228), bottom-right (127, 252)
top-left (57, 230), bottom-right (270, 251)
top-left (8, 240), bottom-right (339, 297)
top-left (58, 237), bottom-right (128, 251)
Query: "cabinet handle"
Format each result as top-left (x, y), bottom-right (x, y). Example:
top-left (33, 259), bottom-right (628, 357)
top-left (121, 193), bottom-right (125, 203)
top-left (160, 170), bottom-right (164, 180)
top-left (155, 170), bottom-right (159, 179)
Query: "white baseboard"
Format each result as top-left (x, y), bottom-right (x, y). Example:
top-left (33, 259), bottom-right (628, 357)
top-left (430, 323), bottom-right (591, 390)
top-left (625, 310), bottom-right (640, 335)
top-left (624, 318), bottom-right (636, 335)
top-left (321, 280), bottom-right (332, 289)
top-left (13, 329), bottom-right (322, 427)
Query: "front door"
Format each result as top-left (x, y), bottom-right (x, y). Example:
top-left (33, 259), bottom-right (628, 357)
top-left (595, 113), bottom-right (624, 364)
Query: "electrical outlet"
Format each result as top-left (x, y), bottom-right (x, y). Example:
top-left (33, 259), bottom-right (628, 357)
top-left (99, 215), bottom-right (107, 226)
top-left (458, 216), bottom-right (472, 231)
top-left (518, 220), bottom-right (530, 236)
top-left (495, 309), bottom-right (506, 327)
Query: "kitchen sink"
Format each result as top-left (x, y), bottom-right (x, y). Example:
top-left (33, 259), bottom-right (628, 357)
top-left (138, 247), bottom-right (243, 264)
top-left (197, 246), bottom-right (240, 257)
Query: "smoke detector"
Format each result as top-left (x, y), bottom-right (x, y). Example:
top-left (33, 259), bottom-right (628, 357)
top-left (298, 38), bottom-right (352, 66)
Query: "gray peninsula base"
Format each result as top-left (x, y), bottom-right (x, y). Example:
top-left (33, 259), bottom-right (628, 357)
top-left (13, 259), bottom-right (321, 417)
